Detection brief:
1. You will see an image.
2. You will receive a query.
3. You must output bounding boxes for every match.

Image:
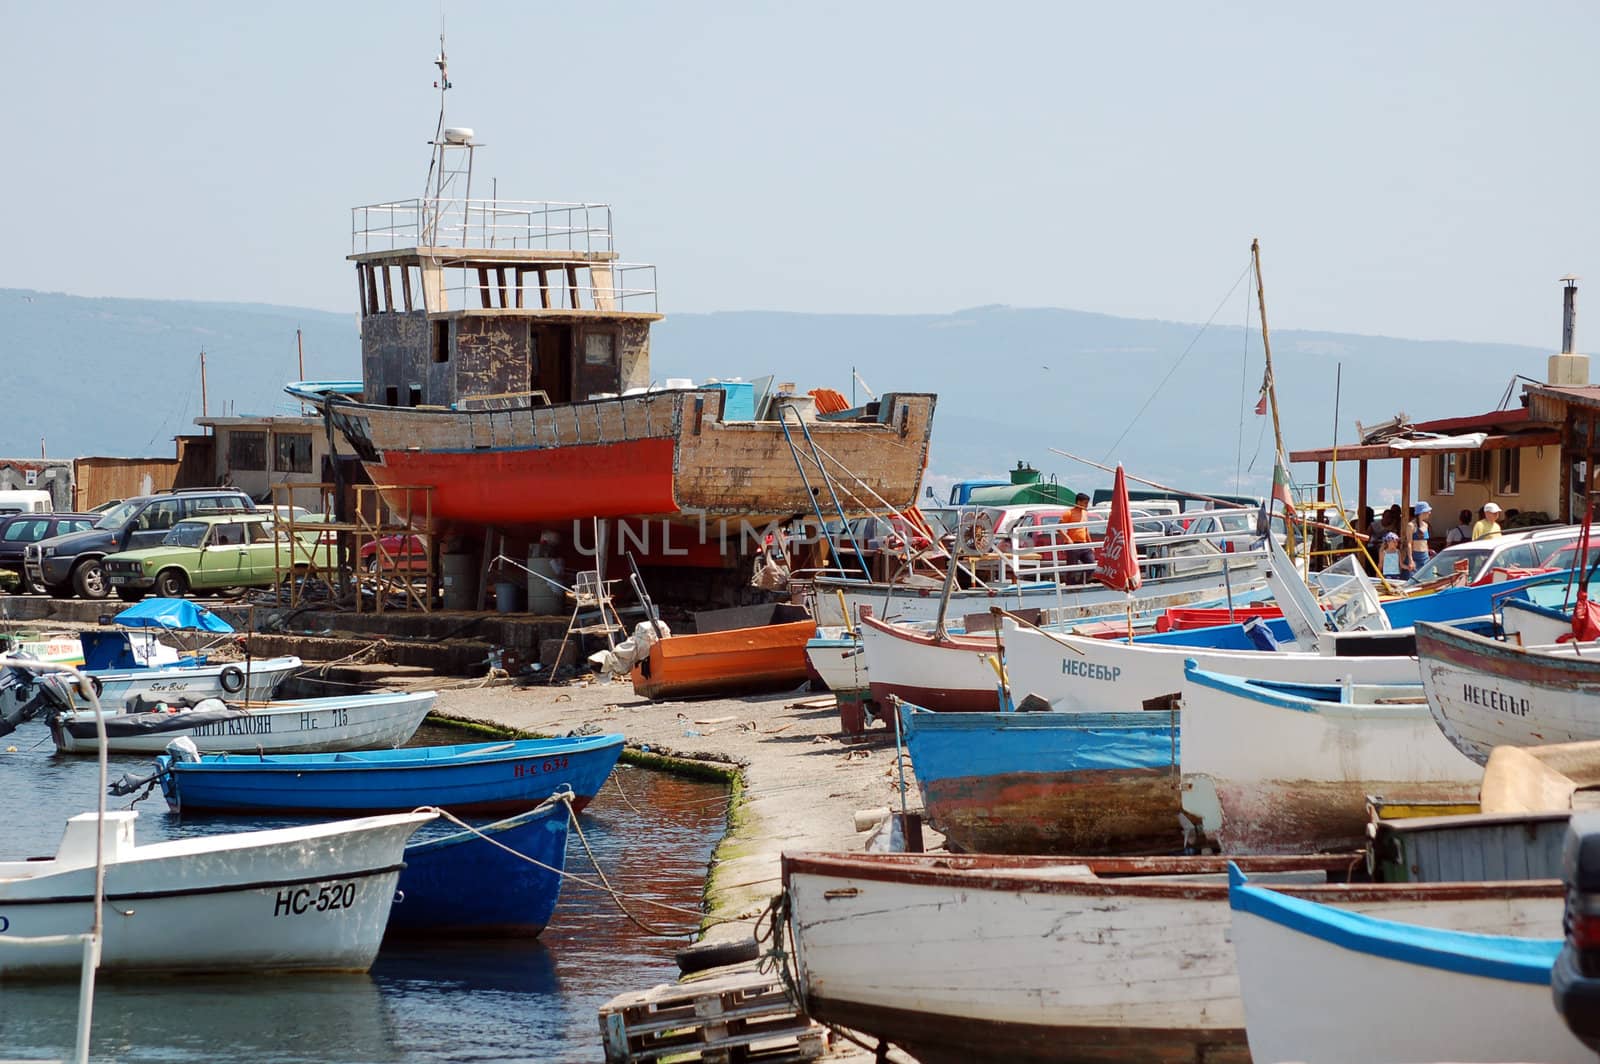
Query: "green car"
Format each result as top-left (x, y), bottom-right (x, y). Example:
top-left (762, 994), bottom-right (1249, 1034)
top-left (102, 515), bottom-right (331, 601)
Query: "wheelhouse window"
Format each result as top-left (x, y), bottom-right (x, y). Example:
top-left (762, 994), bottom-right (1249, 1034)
top-left (227, 431), bottom-right (267, 472)
top-left (584, 333), bottom-right (616, 365)
top-left (274, 433), bottom-right (313, 474)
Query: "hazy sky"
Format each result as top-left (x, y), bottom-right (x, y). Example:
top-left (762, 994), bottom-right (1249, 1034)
top-left (7, 2), bottom-right (1598, 348)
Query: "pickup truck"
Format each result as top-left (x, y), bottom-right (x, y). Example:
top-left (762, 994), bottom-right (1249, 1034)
top-left (100, 514), bottom-right (333, 601)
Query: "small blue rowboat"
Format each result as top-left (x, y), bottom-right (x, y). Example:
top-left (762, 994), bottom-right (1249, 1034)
top-left (899, 703), bottom-right (1181, 855)
top-left (156, 734), bottom-right (625, 815)
top-left (388, 789), bottom-right (572, 938)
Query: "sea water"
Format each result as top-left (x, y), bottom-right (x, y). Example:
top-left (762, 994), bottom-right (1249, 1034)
top-left (0, 722), bottom-right (728, 1063)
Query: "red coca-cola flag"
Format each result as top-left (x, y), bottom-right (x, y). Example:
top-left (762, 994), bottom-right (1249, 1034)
top-left (1093, 464), bottom-right (1142, 593)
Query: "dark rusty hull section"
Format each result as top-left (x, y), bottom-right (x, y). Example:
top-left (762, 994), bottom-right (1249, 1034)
top-left (922, 768), bottom-right (1184, 855)
top-left (1212, 778), bottom-right (1481, 855)
top-left (810, 996), bottom-right (1248, 1064)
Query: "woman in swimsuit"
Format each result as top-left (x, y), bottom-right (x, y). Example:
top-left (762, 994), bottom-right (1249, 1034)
top-left (1405, 501), bottom-right (1432, 578)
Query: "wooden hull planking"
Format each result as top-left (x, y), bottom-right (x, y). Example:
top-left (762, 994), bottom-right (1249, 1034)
top-left (782, 852), bottom-right (1562, 1064)
top-left (1417, 621), bottom-right (1600, 765)
top-left (1179, 667), bottom-right (1482, 854)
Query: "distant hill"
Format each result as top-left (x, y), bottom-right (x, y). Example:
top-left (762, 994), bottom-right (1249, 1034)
top-left (0, 289), bottom-right (1550, 501)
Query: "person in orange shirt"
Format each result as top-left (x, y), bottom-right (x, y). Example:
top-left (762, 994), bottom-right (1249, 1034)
top-left (1061, 492), bottom-right (1092, 584)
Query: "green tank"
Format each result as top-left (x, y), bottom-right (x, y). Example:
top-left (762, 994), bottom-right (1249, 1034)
top-left (963, 462), bottom-right (1077, 507)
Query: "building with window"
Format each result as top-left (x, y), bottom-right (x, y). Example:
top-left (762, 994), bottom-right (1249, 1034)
top-left (194, 415), bottom-right (350, 503)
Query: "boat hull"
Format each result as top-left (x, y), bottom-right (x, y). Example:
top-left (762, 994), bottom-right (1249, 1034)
top-left (901, 707), bottom-right (1181, 854)
top-left (331, 389), bottom-right (937, 531)
top-left (1230, 877), bottom-right (1587, 1064)
top-left (49, 691), bottom-right (437, 755)
top-left (814, 565), bottom-right (1264, 628)
top-left (1005, 620), bottom-right (1422, 713)
top-left (158, 735), bottom-right (624, 815)
top-left (82, 656), bottom-right (302, 710)
top-left (803, 629), bottom-right (868, 694)
top-left (782, 852), bottom-right (1561, 1064)
top-left (1180, 667), bottom-right (1481, 853)
top-left (861, 614), bottom-right (1004, 712)
top-left (631, 620), bottom-right (814, 700)
top-left (0, 811), bottom-right (433, 977)
top-left (1417, 621), bottom-right (1600, 764)
top-left (387, 798), bottom-right (569, 938)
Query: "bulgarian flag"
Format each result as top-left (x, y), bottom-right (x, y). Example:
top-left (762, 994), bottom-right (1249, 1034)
top-left (1272, 460), bottom-right (1295, 516)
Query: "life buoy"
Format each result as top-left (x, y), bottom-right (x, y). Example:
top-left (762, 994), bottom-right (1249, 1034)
top-left (88, 675), bottom-right (103, 698)
top-left (219, 665), bottom-right (246, 694)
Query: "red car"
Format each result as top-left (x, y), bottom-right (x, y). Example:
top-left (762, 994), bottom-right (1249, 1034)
top-left (358, 534), bottom-right (428, 572)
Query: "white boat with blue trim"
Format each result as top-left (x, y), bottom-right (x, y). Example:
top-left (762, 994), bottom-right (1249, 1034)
top-left (1229, 864), bottom-right (1587, 1063)
top-left (1179, 662), bottom-right (1481, 854)
top-left (0, 809), bottom-right (436, 977)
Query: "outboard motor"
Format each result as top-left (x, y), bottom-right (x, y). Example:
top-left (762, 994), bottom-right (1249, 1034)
top-left (1553, 810), bottom-right (1600, 1049)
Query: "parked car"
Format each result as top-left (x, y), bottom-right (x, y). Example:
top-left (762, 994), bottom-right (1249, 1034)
top-left (25, 488), bottom-right (257, 599)
top-left (1553, 811), bottom-right (1600, 1050)
top-left (0, 513), bottom-right (97, 593)
top-left (1406, 524), bottom-right (1581, 587)
top-left (102, 514), bottom-right (331, 601)
top-left (358, 534), bottom-right (428, 572)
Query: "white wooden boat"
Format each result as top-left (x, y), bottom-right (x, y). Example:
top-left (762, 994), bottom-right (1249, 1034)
top-left (48, 690), bottom-right (438, 754)
top-left (1418, 621), bottom-right (1600, 765)
top-left (1229, 866), bottom-right (1586, 1063)
top-left (813, 564), bottom-right (1264, 628)
top-left (782, 851), bottom-right (1561, 1064)
top-left (804, 626), bottom-right (868, 694)
top-left (859, 610), bottom-right (1008, 711)
top-left (1180, 663), bottom-right (1481, 853)
top-left (1002, 617), bottom-right (1422, 713)
top-left (82, 655), bottom-right (303, 709)
top-left (0, 809), bottom-right (436, 977)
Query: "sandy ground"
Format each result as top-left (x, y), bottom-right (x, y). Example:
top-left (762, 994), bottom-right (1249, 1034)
top-left (431, 677), bottom-right (927, 1063)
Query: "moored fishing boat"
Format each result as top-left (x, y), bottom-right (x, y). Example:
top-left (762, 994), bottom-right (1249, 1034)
top-left (1229, 865), bottom-right (1585, 1063)
top-left (0, 809), bottom-right (436, 977)
top-left (803, 625), bottom-right (867, 694)
top-left (49, 689), bottom-right (437, 755)
top-left (387, 790), bottom-right (571, 938)
top-left (155, 734), bottom-right (625, 815)
top-left (1179, 662), bottom-right (1481, 853)
top-left (1417, 620), bottom-right (1600, 764)
top-left (780, 851), bottom-right (1561, 1064)
top-left (899, 703), bottom-right (1181, 854)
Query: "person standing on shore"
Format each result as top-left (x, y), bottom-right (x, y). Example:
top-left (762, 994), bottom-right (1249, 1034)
top-left (1405, 501), bottom-right (1432, 577)
top-left (1445, 508), bottom-right (1473, 546)
top-left (1472, 502), bottom-right (1503, 541)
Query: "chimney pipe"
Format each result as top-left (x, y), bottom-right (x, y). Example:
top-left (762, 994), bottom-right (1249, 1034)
top-left (1563, 276), bottom-right (1579, 354)
top-left (1549, 276), bottom-right (1590, 387)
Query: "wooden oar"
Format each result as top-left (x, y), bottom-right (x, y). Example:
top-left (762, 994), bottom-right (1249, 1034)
top-left (990, 606), bottom-right (1085, 656)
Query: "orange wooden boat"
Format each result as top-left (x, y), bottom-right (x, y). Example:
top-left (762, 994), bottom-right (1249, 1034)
top-left (631, 619), bottom-right (816, 700)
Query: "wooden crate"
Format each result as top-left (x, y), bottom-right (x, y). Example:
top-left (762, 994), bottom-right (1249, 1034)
top-left (598, 968), bottom-right (825, 1063)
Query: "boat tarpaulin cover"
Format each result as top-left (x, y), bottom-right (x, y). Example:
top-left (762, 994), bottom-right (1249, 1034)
top-left (113, 598), bottom-right (235, 634)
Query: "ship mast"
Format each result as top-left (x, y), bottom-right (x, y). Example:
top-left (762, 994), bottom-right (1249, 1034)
top-left (1252, 238), bottom-right (1297, 555)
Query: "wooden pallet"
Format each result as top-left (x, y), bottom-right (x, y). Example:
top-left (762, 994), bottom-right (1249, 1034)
top-left (598, 968), bottom-right (825, 1063)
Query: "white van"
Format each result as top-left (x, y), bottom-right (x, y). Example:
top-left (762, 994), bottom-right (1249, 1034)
top-left (0, 490), bottom-right (53, 516)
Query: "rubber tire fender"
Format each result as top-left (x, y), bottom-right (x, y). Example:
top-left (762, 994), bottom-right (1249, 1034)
top-left (675, 938), bottom-right (760, 976)
top-left (219, 665), bottom-right (246, 694)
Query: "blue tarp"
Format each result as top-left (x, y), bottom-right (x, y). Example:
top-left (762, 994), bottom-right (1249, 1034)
top-left (113, 598), bottom-right (235, 634)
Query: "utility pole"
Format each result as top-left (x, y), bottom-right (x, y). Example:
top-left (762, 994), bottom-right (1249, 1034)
top-left (200, 350), bottom-right (209, 418)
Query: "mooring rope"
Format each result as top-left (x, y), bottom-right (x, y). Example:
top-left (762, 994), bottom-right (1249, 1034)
top-left (423, 799), bottom-right (760, 937)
